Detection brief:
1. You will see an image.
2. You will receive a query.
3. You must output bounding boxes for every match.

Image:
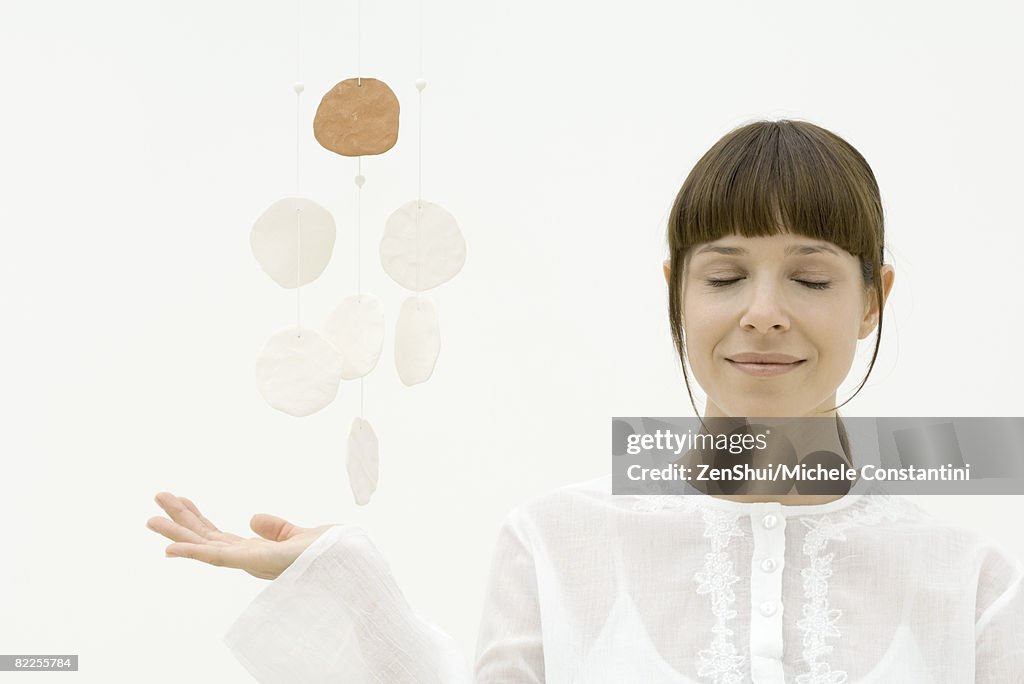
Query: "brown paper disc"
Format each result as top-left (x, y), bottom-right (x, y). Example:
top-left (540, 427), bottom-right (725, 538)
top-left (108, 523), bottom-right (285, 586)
top-left (313, 78), bottom-right (399, 157)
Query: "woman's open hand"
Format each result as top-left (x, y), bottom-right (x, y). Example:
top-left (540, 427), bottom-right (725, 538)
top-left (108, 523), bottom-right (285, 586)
top-left (146, 492), bottom-right (337, 581)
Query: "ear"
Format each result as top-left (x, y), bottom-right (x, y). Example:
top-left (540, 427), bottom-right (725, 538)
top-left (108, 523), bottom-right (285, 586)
top-left (859, 264), bottom-right (895, 339)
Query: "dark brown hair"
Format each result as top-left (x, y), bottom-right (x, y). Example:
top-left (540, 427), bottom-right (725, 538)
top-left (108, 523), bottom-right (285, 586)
top-left (666, 119), bottom-right (887, 418)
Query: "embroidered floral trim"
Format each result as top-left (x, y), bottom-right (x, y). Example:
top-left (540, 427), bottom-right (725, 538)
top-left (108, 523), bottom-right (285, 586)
top-left (795, 495), bottom-right (912, 684)
top-left (693, 507), bottom-right (747, 684)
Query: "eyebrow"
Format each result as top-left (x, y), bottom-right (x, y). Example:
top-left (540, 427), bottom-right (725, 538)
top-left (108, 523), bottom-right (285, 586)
top-left (694, 243), bottom-right (842, 257)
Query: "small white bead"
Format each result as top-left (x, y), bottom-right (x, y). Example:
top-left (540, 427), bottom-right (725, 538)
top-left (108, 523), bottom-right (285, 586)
top-left (762, 514), bottom-right (778, 529)
top-left (760, 558), bottom-right (778, 573)
top-left (354, 175), bottom-right (365, 188)
top-left (415, 78), bottom-right (427, 92)
top-left (293, 81), bottom-right (305, 94)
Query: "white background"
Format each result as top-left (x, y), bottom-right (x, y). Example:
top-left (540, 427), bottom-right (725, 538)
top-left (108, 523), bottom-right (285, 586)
top-left (1, 0), bottom-right (1022, 681)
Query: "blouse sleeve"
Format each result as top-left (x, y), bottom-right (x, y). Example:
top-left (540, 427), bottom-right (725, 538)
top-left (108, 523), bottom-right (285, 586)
top-left (222, 509), bottom-right (546, 683)
top-left (974, 543), bottom-right (1024, 682)
top-left (222, 525), bottom-right (472, 684)
top-left (473, 505), bottom-right (545, 682)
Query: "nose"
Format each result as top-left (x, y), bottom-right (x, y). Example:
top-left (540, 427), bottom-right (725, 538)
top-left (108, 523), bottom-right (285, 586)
top-left (738, 278), bottom-right (791, 333)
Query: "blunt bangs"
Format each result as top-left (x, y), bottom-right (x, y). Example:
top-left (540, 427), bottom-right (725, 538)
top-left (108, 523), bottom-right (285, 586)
top-left (670, 120), bottom-right (884, 266)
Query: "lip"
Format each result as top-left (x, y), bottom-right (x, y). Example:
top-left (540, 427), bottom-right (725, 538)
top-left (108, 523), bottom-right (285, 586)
top-left (726, 358), bottom-right (806, 377)
top-left (727, 352), bottom-right (804, 364)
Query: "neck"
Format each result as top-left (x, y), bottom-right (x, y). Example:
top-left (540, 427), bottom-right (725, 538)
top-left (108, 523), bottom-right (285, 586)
top-left (673, 413), bottom-right (856, 505)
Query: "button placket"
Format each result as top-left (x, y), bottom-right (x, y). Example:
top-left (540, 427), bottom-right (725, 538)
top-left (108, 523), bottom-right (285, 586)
top-left (749, 504), bottom-right (786, 683)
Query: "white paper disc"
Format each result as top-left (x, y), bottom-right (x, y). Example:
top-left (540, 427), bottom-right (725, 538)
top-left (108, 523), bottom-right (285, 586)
top-left (254, 327), bottom-right (343, 417)
top-left (379, 200), bottom-right (466, 291)
top-left (251, 197), bottom-right (337, 288)
top-left (323, 294), bottom-right (385, 380)
top-left (394, 295), bottom-right (440, 386)
top-left (346, 416), bottom-right (379, 506)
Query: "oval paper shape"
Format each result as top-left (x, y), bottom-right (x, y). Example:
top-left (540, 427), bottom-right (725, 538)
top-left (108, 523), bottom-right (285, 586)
top-left (255, 327), bottom-right (343, 417)
top-left (313, 78), bottom-right (399, 157)
top-left (346, 416), bottom-right (379, 506)
top-left (380, 200), bottom-right (466, 292)
top-left (251, 197), bottom-right (337, 289)
top-left (323, 294), bottom-right (385, 380)
top-left (394, 295), bottom-right (440, 386)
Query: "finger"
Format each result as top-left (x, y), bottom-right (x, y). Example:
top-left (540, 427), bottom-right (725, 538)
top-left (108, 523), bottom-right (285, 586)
top-left (154, 492), bottom-right (229, 541)
top-left (164, 542), bottom-right (245, 568)
top-left (179, 497), bottom-right (219, 532)
top-left (147, 516), bottom-right (207, 544)
top-left (154, 492), bottom-right (209, 535)
top-left (179, 497), bottom-right (245, 541)
top-left (250, 513), bottom-right (305, 542)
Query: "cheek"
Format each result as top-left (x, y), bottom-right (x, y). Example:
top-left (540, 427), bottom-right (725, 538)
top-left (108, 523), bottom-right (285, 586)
top-left (810, 305), bottom-right (862, 369)
top-left (681, 297), bottom-right (729, 363)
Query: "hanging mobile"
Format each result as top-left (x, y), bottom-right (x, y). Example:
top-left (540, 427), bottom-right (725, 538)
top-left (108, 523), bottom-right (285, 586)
top-left (310, 0), bottom-right (397, 505)
top-left (382, 35), bottom-right (467, 387)
top-left (252, 47), bottom-right (343, 418)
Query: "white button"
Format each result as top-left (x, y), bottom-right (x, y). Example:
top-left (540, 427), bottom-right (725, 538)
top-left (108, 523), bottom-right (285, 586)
top-left (760, 601), bottom-right (777, 617)
top-left (762, 514), bottom-right (778, 529)
top-left (760, 558), bottom-right (778, 573)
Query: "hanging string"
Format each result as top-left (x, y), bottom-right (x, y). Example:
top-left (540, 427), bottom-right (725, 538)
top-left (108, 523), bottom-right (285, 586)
top-left (356, 0), bottom-right (362, 86)
top-left (418, 0), bottom-right (423, 209)
top-left (415, 0), bottom-right (425, 302)
top-left (355, 0), bottom-right (364, 416)
top-left (295, 0), bottom-right (302, 193)
top-left (294, 0), bottom-right (304, 339)
top-left (357, 157), bottom-right (362, 295)
top-left (357, 156), bottom-right (363, 418)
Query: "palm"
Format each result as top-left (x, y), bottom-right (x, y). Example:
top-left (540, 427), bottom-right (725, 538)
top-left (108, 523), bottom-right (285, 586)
top-left (146, 492), bottom-right (335, 580)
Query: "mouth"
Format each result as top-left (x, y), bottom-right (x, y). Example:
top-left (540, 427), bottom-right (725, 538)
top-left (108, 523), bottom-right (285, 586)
top-left (725, 358), bottom-right (806, 377)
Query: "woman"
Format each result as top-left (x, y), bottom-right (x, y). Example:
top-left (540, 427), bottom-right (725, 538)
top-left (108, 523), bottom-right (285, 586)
top-left (147, 120), bottom-right (1023, 682)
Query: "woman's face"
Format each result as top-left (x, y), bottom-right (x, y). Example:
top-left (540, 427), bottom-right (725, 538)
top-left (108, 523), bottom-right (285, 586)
top-left (667, 232), bottom-right (895, 418)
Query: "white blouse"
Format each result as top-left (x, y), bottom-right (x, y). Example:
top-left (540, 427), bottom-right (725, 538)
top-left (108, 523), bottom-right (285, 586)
top-left (223, 474), bottom-right (1024, 683)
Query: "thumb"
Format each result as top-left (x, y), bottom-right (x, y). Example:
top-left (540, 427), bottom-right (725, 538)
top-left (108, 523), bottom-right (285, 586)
top-left (250, 513), bottom-right (303, 541)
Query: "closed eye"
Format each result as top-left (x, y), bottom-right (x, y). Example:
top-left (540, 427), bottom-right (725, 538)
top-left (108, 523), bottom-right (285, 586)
top-left (703, 278), bottom-right (832, 290)
top-left (795, 280), bottom-right (832, 290)
top-left (705, 278), bottom-right (742, 288)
